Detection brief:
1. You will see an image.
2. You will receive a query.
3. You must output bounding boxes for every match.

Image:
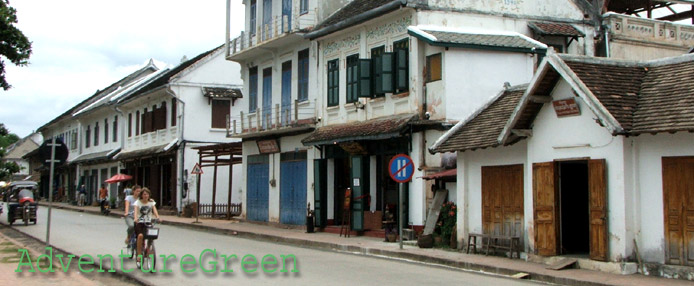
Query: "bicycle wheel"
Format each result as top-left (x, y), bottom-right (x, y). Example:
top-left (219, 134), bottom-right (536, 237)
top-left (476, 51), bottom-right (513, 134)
top-left (142, 242), bottom-right (156, 271)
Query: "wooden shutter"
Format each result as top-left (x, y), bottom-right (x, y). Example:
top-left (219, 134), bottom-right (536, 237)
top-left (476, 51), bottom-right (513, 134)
top-left (662, 157), bottom-right (694, 266)
top-left (358, 59), bottom-right (371, 97)
top-left (314, 159), bottom-right (327, 228)
top-left (211, 100), bottom-right (230, 129)
top-left (351, 155), bottom-right (368, 231)
top-left (380, 52), bottom-right (394, 93)
top-left (171, 98), bottom-right (177, 127)
top-left (588, 159), bottom-right (608, 261)
top-left (533, 162), bottom-right (558, 256)
top-left (396, 48), bottom-right (408, 90)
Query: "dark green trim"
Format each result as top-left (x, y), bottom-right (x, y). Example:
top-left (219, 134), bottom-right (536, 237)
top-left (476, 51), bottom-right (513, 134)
top-left (407, 30), bottom-right (547, 55)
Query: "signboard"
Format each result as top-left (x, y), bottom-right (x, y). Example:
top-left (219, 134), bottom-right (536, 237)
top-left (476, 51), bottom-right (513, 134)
top-left (39, 138), bottom-right (69, 167)
top-left (552, 98), bottom-right (581, 117)
top-left (257, 139), bottom-right (280, 154)
top-left (191, 163), bottom-right (203, 175)
top-left (388, 154), bottom-right (414, 183)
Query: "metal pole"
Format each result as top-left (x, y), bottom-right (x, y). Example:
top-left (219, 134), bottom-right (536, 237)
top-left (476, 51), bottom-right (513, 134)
top-left (399, 182), bottom-right (403, 250)
top-left (194, 172), bottom-right (201, 224)
top-left (45, 137), bottom-right (57, 249)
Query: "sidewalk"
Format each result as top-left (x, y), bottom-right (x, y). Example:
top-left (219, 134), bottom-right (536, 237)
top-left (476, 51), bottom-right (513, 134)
top-left (41, 201), bottom-right (689, 286)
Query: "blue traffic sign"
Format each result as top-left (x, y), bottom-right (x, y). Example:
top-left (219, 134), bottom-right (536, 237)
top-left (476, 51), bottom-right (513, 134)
top-left (389, 154), bottom-right (414, 183)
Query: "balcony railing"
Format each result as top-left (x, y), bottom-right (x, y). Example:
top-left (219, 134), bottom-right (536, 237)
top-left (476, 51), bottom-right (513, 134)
top-left (604, 13), bottom-right (694, 46)
top-left (228, 10), bottom-right (316, 56)
top-left (227, 100), bottom-right (316, 137)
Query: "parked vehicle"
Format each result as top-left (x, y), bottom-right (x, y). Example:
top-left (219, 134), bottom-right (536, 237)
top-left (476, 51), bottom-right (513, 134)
top-left (6, 181), bottom-right (38, 226)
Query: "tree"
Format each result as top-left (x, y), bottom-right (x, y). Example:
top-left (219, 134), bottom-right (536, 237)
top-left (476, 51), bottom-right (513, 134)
top-left (0, 123), bottom-right (21, 180)
top-left (0, 0), bottom-right (32, 90)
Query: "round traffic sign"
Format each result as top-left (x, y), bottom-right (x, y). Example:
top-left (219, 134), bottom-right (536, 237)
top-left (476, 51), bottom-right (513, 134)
top-left (39, 138), bottom-right (69, 167)
top-left (389, 154), bottom-right (414, 183)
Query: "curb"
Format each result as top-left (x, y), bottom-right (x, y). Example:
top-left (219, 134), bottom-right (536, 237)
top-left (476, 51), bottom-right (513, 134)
top-left (44, 202), bottom-right (617, 286)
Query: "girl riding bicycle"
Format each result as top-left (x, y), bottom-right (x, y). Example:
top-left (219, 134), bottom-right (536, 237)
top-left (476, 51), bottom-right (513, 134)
top-left (133, 187), bottom-right (161, 266)
top-left (123, 185), bottom-right (141, 244)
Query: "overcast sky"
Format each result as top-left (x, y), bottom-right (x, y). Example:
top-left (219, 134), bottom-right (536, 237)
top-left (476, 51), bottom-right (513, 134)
top-left (0, 0), bottom-right (245, 138)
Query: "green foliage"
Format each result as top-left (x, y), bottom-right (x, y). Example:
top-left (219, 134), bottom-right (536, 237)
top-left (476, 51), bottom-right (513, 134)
top-left (0, 0), bottom-right (32, 90)
top-left (0, 123), bottom-right (21, 180)
top-left (435, 201), bottom-right (457, 240)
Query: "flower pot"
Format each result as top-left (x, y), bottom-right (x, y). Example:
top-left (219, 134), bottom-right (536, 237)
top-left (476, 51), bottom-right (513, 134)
top-left (434, 235), bottom-right (443, 245)
top-left (418, 234), bottom-right (433, 248)
top-left (386, 233), bottom-right (397, 242)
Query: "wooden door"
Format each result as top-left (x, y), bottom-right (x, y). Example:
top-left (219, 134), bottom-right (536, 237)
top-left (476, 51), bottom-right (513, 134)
top-left (314, 159), bottom-right (327, 228)
top-left (482, 165), bottom-right (524, 239)
top-left (588, 159), bottom-right (608, 261)
top-left (533, 162), bottom-right (558, 256)
top-left (662, 157), bottom-right (694, 266)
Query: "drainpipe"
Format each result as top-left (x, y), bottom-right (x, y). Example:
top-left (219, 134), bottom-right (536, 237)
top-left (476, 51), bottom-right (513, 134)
top-left (602, 24), bottom-right (610, 58)
top-left (226, 0), bottom-right (231, 59)
top-left (167, 84), bottom-right (186, 212)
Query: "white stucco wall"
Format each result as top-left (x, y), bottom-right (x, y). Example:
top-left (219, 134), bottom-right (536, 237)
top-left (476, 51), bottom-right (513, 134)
top-left (425, 0), bottom-right (585, 20)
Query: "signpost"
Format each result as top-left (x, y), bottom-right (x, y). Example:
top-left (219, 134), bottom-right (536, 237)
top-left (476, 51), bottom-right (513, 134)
top-left (388, 154), bottom-right (414, 250)
top-left (191, 163), bottom-right (203, 223)
top-left (38, 138), bottom-right (68, 249)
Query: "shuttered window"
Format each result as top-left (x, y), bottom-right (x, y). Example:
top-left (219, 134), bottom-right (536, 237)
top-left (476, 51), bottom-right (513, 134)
top-left (113, 116), bottom-right (118, 142)
top-left (135, 111), bottom-right (140, 135)
top-left (346, 54), bottom-right (359, 103)
top-left (426, 53), bottom-right (442, 83)
top-left (327, 59), bottom-right (339, 107)
top-left (94, 122), bottom-right (99, 146)
top-left (104, 118), bottom-right (108, 144)
top-left (249, 67), bottom-right (258, 113)
top-left (298, 49), bottom-right (309, 102)
top-left (212, 99), bottom-right (231, 129)
top-left (128, 113), bottom-right (132, 137)
top-left (394, 39), bottom-right (409, 93)
top-left (85, 125), bottom-right (91, 148)
top-left (371, 46), bottom-right (385, 97)
top-left (171, 98), bottom-right (177, 127)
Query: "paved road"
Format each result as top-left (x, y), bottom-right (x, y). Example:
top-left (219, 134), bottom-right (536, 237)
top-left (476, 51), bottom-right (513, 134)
top-left (0, 204), bottom-right (546, 285)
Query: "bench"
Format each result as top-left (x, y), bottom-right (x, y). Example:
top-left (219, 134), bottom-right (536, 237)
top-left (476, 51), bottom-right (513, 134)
top-left (466, 233), bottom-right (521, 259)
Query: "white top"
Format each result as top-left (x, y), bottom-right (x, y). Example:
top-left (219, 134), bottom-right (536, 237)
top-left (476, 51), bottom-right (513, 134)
top-left (134, 199), bottom-right (156, 223)
top-left (125, 195), bottom-right (137, 217)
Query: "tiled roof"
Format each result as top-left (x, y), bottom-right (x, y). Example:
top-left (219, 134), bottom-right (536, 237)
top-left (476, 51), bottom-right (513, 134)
top-left (528, 21), bottom-right (585, 37)
top-left (203, 87), bottom-right (242, 99)
top-left (302, 113), bottom-right (417, 145)
top-left (408, 26), bottom-right (547, 52)
top-left (314, 0), bottom-right (397, 31)
top-left (429, 85), bottom-right (526, 153)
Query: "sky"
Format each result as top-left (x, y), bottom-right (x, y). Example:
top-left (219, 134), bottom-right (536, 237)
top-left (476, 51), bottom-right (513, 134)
top-left (0, 0), bottom-right (245, 138)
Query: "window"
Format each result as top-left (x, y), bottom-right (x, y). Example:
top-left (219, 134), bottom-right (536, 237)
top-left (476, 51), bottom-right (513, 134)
top-left (104, 118), bottom-right (108, 144)
top-left (426, 53), bottom-right (442, 83)
top-left (298, 49), bottom-right (309, 102)
top-left (113, 116), bottom-right (118, 142)
top-left (171, 98), bottom-right (177, 127)
top-left (85, 125), bottom-right (91, 148)
top-left (371, 46), bottom-right (385, 97)
top-left (327, 59), bottom-right (339, 107)
top-left (70, 129), bottom-right (78, 150)
top-left (250, 0), bottom-right (257, 36)
top-left (249, 67), bottom-right (258, 113)
top-left (300, 0), bottom-right (308, 14)
top-left (128, 113), bottom-right (132, 137)
top-left (262, 0), bottom-right (272, 40)
top-left (94, 122), bottom-right (99, 146)
top-left (135, 111), bottom-right (140, 135)
top-left (346, 54), bottom-right (359, 103)
top-left (212, 99), bottom-right (231, 129)
top-left (393, 39), bottom-right (409, 93)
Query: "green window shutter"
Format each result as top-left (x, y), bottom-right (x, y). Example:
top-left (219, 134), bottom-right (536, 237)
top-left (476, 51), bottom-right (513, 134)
top-left (350, 155), bottom-right (368, 231)
top-left (380, 52), bottom-right (394, 93)
top-left (313, 159), bottom-right (327, 227)
top-left (358, 59), bottom-right (371, 97)
top-left (373, 55), bottom-right (383, 96)
top-left (327, 60), bottom-right (339, 107)
top-left (396, 48), bottom-right (408, 91)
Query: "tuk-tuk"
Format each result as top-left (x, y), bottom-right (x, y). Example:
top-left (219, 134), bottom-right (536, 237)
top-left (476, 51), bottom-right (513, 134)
top-left (6, 181), bottom-right (38, 226)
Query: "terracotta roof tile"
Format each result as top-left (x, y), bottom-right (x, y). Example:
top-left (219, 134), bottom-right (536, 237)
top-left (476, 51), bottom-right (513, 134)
top-left (302, 113), bottom-right (416, 145)
top-left (528, 21), bottom-right (585, 37)
top-left (203, 87), bottom-right (242, 99)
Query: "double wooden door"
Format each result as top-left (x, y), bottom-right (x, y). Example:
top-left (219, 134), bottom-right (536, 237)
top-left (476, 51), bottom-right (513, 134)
top-left (662, 157), bottom-right (694, 266)
top-left (532, 159), bottom-right (608, 261)
top-left (482, 165), bottom-right (524, 240)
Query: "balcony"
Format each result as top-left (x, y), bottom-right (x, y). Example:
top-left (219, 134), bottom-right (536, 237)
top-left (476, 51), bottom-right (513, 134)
top-left (227, 100), bottom-right (316, 139)
top-left (604, 13), bottom-right (694, 48)
top-left (227, 10), bottom-right (316, 61)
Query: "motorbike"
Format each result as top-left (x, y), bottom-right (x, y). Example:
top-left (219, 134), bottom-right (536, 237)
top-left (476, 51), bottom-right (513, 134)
top-left (6, 181), bottom-right (38, 226)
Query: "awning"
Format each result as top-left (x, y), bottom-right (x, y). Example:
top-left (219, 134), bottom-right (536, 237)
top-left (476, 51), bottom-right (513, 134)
top-left (408, 25), bottom-right (547, 54)
top-left (302, 113), bottom-right (417, 146)
top-left (70, 150), bottom-right (113, 165)
top-left (115, 144), bottom-right (175, 161)
top-left (203, 87), bottom-right (242, 99)
top-left (527, 21), bottom-right (585, 38)
top-left (420, 168), bottom-right (457, 181)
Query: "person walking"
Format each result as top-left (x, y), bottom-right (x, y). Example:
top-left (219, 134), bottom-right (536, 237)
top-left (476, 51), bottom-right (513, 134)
top-left (134, 188), bottom-right (161, 267)
top-left (123, 185), bottom-right (141, 244)
top-left (78, 185), bottom-right (86, 207)
top-left (98, 184), bottom-right (108, 213)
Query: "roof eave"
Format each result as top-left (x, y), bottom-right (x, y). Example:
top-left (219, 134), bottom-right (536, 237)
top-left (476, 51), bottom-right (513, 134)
top-left (305, 0), bottom-right (407, 40)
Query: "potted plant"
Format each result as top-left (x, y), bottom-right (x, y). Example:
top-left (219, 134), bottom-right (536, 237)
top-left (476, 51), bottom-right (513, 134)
top-left (435, 201), bottom-right (457, 247)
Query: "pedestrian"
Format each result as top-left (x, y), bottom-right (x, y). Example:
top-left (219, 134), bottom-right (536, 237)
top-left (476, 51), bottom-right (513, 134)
top-left (98, 184), bottom-right (108, 213)
top-left (123, 185), bottom-right (141, 245)
top-left (78, 185), bottom-right (86, 207)
top-left (134, 187), bottom-right (161, 267)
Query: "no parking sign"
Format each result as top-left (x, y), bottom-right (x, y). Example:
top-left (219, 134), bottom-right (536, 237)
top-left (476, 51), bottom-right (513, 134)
top-left (388, 154), bottom-right (414, 183)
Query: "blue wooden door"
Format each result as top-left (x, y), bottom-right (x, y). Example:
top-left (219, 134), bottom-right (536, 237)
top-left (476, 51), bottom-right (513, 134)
top-left (282, 0), bottom-right (292, 32)
top-left (262, 0), bottom-right (272, 40)
top-left (281, 61), bottom-right (292, 127)
top-left (247, 155), bottom-right (269, 222)
top-left (280, 153), bottom-right (307, 225)
top-left (262, 68), bottom-right (272, 129)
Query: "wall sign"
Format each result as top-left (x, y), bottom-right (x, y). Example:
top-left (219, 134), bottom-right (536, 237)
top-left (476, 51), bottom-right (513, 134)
top-left (552, 98), bottom-right (581, 117)
top-left (257, 139), bottom-right (280, 154)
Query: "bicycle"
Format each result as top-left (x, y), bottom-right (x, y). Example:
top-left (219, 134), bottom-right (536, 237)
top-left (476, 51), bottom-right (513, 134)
top-left (134, 220), bottom-right (159, 271)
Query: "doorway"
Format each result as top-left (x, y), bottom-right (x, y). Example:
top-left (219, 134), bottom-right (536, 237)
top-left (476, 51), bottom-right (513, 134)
top-left (333, 158), bottom-right (350, 225)
top-left (558, 161), bottom-right (590, 255)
